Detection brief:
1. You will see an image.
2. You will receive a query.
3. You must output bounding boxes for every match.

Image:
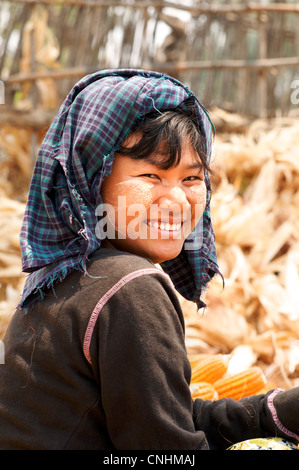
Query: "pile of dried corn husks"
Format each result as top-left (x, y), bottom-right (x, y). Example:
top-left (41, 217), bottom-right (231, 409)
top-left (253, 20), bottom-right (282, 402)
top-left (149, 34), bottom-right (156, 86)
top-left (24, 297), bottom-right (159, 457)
top-left (0, 196), bottom-right (26, 336)
top-left (183, 113), bottom-right (299, 390)
top-left (0, 110), bottom-right (299, 391)
top-left (0, 5), bottom-right (58, 335)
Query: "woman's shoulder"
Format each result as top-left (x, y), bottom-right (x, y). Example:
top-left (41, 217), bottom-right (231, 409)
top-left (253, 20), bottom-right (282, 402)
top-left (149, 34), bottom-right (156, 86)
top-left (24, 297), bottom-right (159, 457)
top-left (89, 247), bottom-right (158, 278)
top-left (86, 247), bottom-right (175, 304)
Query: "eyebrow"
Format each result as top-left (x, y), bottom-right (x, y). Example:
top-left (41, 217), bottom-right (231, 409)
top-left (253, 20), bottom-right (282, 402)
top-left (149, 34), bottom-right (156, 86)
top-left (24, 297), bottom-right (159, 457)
top-left (184, 162), bottom-right (204, 170)
top-left (137, 158), bottom-right (204, 171)
top-left (141, 156), bottom-right (203, 170)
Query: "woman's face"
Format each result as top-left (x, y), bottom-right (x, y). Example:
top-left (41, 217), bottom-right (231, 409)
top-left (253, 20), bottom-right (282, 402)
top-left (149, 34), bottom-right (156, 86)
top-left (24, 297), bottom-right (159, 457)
top-left (99, 133), bottom-right (206, 264)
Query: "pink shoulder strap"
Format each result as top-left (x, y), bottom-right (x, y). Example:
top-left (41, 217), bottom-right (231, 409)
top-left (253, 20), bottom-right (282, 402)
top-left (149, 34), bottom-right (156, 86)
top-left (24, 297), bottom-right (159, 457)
top-left (267, 389), bottom-right (299, 442)
top-left (83, 268), bottom-right (172, 364)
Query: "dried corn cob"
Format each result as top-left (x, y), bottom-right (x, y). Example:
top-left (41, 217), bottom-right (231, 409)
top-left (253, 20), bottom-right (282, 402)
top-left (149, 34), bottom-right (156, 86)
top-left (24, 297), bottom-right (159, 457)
top-left (190, 354), bottom-right (229, 384)
top-left (188, 353), bottom-right (212, 369)
top-left (213, 366), bottom-right (267, 400)
top-left (190, 382), bottom-right (218, 401)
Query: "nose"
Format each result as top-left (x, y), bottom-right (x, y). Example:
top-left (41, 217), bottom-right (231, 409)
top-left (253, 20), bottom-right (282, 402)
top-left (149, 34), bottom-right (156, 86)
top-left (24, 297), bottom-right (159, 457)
top-left (158, 186), bottom-right (189, 211)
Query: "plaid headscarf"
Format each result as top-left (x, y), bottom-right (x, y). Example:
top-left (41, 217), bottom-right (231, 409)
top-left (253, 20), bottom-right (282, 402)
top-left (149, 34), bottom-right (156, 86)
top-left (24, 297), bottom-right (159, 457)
top-left (19, 69), bottom-right (221, 311)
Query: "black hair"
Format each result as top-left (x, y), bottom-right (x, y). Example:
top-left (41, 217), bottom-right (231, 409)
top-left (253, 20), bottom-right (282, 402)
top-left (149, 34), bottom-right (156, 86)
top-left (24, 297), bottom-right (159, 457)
top-left (118, 98), bottom-right (212, 172)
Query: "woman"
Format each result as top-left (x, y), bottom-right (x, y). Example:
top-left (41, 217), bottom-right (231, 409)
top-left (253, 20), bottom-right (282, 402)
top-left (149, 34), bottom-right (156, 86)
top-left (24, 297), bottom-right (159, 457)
top-left (0, 69), bottom-right (298, 450)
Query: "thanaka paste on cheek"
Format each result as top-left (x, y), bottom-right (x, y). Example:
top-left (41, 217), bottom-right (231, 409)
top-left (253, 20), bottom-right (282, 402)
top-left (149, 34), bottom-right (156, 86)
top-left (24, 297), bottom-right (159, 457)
top-left (115, 180), bottom-right (154, 207)
top-left (112, 180), bottom-right (154, 239)
top-left (189, 184), bottom-right (206, 229)
top-left (190, 183), bottom-right (206, 204)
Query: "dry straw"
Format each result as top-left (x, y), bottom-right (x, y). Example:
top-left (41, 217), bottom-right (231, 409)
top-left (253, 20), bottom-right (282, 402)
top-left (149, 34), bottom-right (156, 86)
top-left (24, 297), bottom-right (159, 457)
top-left (183, 113), bottom-right (299, 390)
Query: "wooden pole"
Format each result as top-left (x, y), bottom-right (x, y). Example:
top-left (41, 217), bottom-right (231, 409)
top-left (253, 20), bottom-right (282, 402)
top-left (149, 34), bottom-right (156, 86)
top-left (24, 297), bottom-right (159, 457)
top-left (0, 106), bottom-right (55, 130)
top-left (6, 0), bottom-right (299, 15)
top-left (29, 7), bottom-right (38, 167)
top-left (3, 56), bottom-right (299, 86)
top-left (258, 12), bottom-right (268, 118)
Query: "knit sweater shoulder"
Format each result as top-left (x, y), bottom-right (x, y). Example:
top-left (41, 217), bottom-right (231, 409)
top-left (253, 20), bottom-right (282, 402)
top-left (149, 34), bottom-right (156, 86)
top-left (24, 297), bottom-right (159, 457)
top-left (0, 248), bottom-right (288, 449)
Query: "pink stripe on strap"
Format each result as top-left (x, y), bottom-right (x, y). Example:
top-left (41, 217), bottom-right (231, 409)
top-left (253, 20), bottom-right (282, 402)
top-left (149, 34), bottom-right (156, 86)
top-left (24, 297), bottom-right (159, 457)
top-left (267, 389), bottom-right (299, 442)
top-left (83, 268), bottom-right (172, 365)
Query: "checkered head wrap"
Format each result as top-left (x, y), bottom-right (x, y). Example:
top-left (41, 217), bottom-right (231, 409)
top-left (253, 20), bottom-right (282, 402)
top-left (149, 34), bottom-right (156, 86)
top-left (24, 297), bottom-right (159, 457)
top-left (19, 69), bottom-right (221, 310)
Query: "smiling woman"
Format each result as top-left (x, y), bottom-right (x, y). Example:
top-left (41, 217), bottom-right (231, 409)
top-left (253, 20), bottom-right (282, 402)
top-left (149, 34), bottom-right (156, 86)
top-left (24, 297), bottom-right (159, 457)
top-left (99, 119), bottom-right (207, 263)
top-left (0, 69), bottom-right (298, 450)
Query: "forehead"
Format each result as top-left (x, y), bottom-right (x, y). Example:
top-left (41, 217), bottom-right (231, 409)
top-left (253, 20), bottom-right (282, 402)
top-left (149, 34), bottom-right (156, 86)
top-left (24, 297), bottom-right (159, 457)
top-left (120, 131), bottom-right (202, 169)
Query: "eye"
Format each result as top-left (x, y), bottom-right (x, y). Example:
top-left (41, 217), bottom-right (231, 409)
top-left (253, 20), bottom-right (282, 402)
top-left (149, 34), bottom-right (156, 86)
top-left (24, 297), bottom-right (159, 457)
top-left (139, 174), bottom-right (160, 180)
top-left (184, 175), bottom-right (203, 182)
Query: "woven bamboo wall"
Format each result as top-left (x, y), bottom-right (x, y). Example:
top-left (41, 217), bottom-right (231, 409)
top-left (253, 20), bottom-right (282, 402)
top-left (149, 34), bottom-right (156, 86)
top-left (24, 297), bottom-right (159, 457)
top-left (1, 0), bottom-right (299, 121)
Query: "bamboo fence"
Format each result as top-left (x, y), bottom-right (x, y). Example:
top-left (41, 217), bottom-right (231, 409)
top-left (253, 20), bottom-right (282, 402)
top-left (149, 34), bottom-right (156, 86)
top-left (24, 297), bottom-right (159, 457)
top-left (0, 0), bottom-right (299, 118)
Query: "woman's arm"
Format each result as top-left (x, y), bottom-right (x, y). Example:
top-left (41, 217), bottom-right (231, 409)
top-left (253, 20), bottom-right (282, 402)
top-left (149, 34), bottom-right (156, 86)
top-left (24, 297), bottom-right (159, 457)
top-left (91, 270), bottom-right (208, 450)
top-left (88, 268), bottom-right (299, 450)
top-left (193, 389), bottom-right (299, 449)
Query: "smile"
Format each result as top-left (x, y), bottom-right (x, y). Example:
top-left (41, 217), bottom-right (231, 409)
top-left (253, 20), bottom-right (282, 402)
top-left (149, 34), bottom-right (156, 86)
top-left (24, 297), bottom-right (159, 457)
top-left (147, 221), bottom-right (182, 232)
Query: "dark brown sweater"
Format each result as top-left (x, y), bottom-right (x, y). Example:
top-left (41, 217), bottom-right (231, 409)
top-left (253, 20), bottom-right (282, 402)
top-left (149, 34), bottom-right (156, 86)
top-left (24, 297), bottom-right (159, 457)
top-left (0, 248), bottom-right (288, 449)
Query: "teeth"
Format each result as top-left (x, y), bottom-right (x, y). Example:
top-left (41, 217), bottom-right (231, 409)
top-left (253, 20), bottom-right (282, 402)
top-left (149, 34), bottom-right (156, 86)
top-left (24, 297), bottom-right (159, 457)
top-left (148, 221), bottom-right (181, 231)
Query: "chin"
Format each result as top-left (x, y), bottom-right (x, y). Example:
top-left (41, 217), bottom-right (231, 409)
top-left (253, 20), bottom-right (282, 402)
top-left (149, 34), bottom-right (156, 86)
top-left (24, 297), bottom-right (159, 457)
top-left (104, 238), bottom-right (184, 264)
top-left (143, 242), bottom-right (184, 264)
